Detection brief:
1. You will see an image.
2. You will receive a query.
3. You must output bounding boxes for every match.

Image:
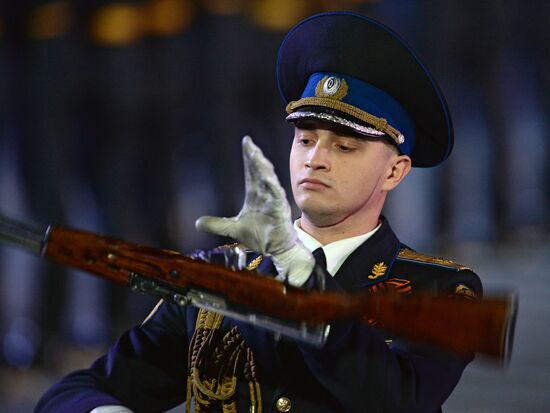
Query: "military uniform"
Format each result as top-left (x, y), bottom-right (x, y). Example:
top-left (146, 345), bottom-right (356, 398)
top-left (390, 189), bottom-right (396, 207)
top-left (35, 11), bottom-right (484, 413)
top-left (35, 217), bottom-right (481, 413)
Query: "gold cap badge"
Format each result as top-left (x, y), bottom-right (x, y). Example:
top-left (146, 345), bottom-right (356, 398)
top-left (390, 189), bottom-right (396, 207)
top-left (315, 75), bottom-right (348, 100)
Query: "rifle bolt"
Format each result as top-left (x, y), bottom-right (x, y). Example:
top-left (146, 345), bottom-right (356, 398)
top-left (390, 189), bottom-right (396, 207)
top-left (170, 270), bottom-right (179, 278)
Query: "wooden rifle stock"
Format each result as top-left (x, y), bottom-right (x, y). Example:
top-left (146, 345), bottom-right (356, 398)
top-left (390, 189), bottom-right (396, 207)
top-left (0, 213), bottom-right (516, 363)
top-left (41, 225), bottom-right (516, 363)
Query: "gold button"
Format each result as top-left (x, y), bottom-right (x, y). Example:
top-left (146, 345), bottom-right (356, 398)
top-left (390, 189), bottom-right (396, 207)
top-left (276, 396), bottom-right (292, 412)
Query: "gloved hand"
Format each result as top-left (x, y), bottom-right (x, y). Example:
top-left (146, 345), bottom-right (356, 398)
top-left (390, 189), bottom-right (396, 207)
top-left (195, 136), bottom-right (314, 286)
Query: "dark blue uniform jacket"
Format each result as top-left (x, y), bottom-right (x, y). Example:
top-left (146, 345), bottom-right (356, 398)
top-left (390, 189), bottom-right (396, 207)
top-left (35, 218), bottom-right (482, 413)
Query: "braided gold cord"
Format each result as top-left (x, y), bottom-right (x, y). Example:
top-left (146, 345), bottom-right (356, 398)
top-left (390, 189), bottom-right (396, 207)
top-left (192, 368), bottom-right (236, 401)
top-left (220, 375), bottom-right (238, 398)
top-left (249, 382), bottom-right (257, 412)
top-left (245, 347), bottom-right (263, 413)
top-left (286, 97), bottom-right (404, 144)
top-left (195, 308), bottom-right (224, 330)
top-left (185, 377), bottom-right (193, 413)
top-left (186, 249), bottom-right (264, 412)
top-left (254, 381), bottom-right (262, 413)
top-left (222, 401), bottom-right (238, 413)
top-left (193, 380), bottom-right (212, 413)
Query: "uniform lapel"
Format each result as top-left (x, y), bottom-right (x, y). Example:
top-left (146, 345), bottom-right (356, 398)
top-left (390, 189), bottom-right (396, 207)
top-left (333, 217), bottom-right (401, 291)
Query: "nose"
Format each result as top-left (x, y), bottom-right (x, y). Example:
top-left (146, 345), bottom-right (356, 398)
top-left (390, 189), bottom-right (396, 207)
top-left (305, 142), bottom-right (330, 171)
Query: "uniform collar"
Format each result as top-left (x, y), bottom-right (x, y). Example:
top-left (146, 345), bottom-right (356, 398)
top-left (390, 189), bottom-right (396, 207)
top-left (294, 219), bottom-right (380, 277)
top-left (329, 217), bottom-right (402, 291)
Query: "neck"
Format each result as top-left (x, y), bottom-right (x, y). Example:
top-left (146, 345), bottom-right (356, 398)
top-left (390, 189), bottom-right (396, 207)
top-left (299, 212), bottom-right (381, 245)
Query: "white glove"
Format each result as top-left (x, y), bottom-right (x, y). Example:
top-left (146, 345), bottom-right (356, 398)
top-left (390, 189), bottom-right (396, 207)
top-left (90, 406), bottom-right (134, 413)
top-left (196, 136), bottom-right (314, 286)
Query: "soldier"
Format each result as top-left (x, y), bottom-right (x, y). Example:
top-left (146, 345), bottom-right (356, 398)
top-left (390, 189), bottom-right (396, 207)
top-left (35, 11), bottom-right (481, 413)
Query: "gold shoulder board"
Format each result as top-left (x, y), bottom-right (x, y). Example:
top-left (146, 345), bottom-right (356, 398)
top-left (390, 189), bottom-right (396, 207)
top-left (398, 248), bottom-right (471, 271)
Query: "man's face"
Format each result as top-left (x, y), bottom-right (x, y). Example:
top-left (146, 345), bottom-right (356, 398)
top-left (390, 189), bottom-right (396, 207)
top-left (289, 120), bottom-right (399, 227)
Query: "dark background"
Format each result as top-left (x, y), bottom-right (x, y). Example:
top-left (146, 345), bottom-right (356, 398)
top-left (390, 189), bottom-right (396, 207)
top-left (0, 0), bottom-right (548, 411)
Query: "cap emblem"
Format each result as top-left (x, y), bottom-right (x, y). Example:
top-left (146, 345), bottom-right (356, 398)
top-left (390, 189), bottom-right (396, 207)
top-left (315, 75), bottom-right (348, 100)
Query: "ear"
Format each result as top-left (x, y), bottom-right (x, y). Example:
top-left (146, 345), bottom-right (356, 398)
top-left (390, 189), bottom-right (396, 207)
top-left (381, 154), bottom-right (412, 191)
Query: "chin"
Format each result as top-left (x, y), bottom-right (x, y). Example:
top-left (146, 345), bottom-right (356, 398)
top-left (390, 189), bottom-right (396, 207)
top-left (299, 204), bottom-right (339, 225)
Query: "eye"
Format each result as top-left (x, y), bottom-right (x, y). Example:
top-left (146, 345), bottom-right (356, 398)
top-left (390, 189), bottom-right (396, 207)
top-left (296, 136), bottom-right (314, 146)
top-left (337, 144), bottom-right (354, 152)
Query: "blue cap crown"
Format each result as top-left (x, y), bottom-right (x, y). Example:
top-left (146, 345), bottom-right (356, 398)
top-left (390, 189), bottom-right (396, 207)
top-left (277, 12), bottom-right (453, 167)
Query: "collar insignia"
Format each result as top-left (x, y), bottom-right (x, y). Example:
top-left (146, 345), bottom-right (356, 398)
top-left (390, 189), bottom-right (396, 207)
top-left (247, 254), bottom-right (263, 271)
top-left (368, 262), bottom-right (388, 280)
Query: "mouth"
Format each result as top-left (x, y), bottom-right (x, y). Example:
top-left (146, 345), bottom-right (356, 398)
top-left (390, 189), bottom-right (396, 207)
top-left (298, 178), bottom-right (330, 190)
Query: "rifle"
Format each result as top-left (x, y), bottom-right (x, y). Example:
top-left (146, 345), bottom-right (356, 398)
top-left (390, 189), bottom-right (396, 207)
top-left (0, 213), bottom-right (516, 364)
